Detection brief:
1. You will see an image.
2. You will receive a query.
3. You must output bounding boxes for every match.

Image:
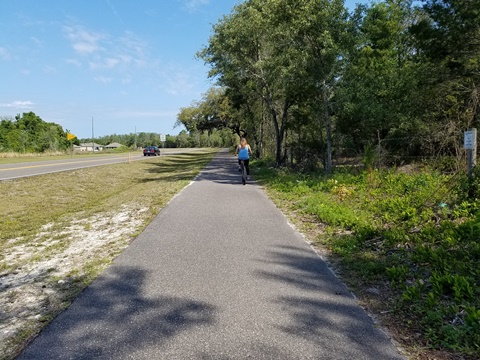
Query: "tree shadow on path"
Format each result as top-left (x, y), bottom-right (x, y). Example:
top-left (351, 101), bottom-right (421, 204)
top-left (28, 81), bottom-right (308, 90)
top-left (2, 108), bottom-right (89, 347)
top-left (254, 244), bottom-right (406, 359)
top-left (18, 266), bottom-right (216, 360)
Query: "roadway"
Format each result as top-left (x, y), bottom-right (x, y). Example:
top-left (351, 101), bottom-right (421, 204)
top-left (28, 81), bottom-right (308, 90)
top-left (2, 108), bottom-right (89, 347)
top-left (18, 149), bottom-right (406, 359)
top-left (0, 149), bottom-right (200, 181)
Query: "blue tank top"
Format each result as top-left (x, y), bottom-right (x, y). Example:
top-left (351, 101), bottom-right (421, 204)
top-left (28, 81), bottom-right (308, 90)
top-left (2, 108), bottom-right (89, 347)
top-left (238, 146), bottom-right (249, 160)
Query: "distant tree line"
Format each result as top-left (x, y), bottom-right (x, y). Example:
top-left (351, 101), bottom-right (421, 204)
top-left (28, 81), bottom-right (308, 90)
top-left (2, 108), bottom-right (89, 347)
top-left (0, 112), bottom-right (235, 153)
top-left (175, 0), bottom-right (479, 171)
top-left (81, 129), bottom-right (236, 149)
top-left (0, 112), bottom-right (69, 153)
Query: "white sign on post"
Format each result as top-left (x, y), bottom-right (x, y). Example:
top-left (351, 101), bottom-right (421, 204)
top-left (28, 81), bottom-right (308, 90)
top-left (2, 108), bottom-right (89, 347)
top-left (464, 129), bottom-right (477, 178)
top-left (160, 134), bottom-right (166, 142)
top-left (464, 130), bottom-right (476, 149)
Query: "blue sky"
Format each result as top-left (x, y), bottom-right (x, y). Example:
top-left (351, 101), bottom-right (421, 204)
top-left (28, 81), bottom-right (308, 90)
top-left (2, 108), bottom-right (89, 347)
top-left (1, 0), bottom-right (369, 139)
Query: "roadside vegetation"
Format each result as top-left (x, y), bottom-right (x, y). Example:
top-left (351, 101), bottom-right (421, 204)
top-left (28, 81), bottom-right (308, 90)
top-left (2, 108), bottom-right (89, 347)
top-left (0, 150), bottom-right (218, 360)
top-left (253, 159), bottom-right (480, 360)
top-left (0, 112), bottom-right (237, 155)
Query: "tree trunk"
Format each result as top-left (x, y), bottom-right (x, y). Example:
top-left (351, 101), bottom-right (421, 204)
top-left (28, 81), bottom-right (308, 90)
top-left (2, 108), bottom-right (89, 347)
top-left (259, 101), bottom-right (265, 158)
top-left (323, 79), bottom-right (332, 173)
top-left (272, 108), bottom-right (283, 167)
top-left (264, 92), bottom-right (284, 167)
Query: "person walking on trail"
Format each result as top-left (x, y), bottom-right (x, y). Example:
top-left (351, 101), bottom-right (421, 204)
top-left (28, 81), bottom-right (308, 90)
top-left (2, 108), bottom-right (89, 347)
top-left (235, 137), bottom-right (252, 177)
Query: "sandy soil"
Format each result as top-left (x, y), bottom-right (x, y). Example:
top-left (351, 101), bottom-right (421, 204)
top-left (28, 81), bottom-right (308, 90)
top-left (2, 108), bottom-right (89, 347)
top-left (0, 205), bottom-right (149, 358)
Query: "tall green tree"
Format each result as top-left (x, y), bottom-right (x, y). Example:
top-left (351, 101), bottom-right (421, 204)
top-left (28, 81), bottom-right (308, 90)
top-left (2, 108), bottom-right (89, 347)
top-left (199, 0), bottom-right (296, 165)
top-left (410, 0), bottom-right (480, 165)
top-left (286, 0), bottom-right (347, 171)
top-left (175, 87), bottom-right (239, 135)
top-left (199, 0), bottom-right (348, 167)
top-left (335, 0), bottom-right (420, 161)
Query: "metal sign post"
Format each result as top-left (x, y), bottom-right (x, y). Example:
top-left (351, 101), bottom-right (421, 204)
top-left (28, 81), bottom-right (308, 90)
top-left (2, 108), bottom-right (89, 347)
top-left (464, 129), bottom-right (477, 178)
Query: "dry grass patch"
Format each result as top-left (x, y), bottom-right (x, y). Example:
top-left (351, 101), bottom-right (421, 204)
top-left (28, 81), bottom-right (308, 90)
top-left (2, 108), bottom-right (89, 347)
top-left (0, 151), bottom-right (99, 164)
top-left (0, 149), bottom-right (218, 359)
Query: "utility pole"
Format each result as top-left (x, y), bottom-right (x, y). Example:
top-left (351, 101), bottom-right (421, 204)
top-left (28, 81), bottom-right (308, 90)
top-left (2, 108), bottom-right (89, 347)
top-left (92, 117), bottom-right (94, 154)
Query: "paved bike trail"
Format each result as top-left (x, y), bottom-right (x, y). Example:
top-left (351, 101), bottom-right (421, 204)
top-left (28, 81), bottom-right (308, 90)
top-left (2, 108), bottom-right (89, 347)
top-left (18, 149), bottom-right (406, 360)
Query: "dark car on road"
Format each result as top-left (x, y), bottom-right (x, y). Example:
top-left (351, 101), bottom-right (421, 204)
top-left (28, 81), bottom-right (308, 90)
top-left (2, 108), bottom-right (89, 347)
top-left (143, 146), bottom-right (160, 156)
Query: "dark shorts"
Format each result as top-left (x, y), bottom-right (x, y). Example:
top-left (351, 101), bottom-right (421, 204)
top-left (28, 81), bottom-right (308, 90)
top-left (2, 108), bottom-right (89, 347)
top-left (238, 159), bottom-right (250, 175)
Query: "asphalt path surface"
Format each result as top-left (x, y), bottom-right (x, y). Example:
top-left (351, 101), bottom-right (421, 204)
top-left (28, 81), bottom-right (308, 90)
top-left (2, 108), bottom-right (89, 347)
top-left (0, 149), bottom-right (204, 181)
top-left (18, 149), bottom-right (406, 360)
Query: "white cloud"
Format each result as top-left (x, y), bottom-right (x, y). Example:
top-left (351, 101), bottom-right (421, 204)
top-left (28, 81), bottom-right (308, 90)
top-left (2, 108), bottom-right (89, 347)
top-left (62, 23), bottom-right (153, 75)
top-left (106, 0), bottom-right (124, 24)
top-left (63, 25), bottom-right (104, 55)
top-left (0, 47), bottom-right (11, 60)
top-left (119, 32), bottom-right (148, 61)
top-left (94, 76), bottom-right (113, 83)
top-left (89, 57), bottom-right (121, 70)
top-left (62, 23), bottom-right (162, 92)
top-left (163, 70), bottom-right (196, 96)
top-left (73, 42), bottom-right (99, 55)
top-left (0, 101), bottom-right (34, 109)
top-left (105, 58), bottom-right (120, 68)
top-left (66, 58), bottom-right (82, 67)
top-left (43, 65), bottom-right (57, 74)
top-left (30, 37), bottom-right (42, 47)
top-left (183, 0), bottom-right (210, 12)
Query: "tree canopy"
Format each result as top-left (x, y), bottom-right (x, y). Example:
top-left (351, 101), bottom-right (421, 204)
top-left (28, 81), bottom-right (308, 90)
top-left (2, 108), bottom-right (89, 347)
top-left (0, 112), bottom-right (70, 153)
top-left (176, 0), bottom-right (479, 169)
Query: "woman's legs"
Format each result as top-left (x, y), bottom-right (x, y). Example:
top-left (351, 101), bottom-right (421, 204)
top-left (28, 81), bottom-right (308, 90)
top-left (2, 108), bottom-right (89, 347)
top-left (244, 159), bottom-right (250, 175)
top-left (238, 159), bottom-right (250, 175)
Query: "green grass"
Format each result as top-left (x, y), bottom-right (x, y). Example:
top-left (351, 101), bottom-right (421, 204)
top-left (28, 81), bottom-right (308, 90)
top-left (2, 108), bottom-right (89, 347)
top-left (253, 162), bottom-right (480, 359)
top-left (0, 148), bottom-right (200, 164)
top-left (0, 150), bottom-right (134, 164)
top-left (0, 150), bottom-right (216, 246)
